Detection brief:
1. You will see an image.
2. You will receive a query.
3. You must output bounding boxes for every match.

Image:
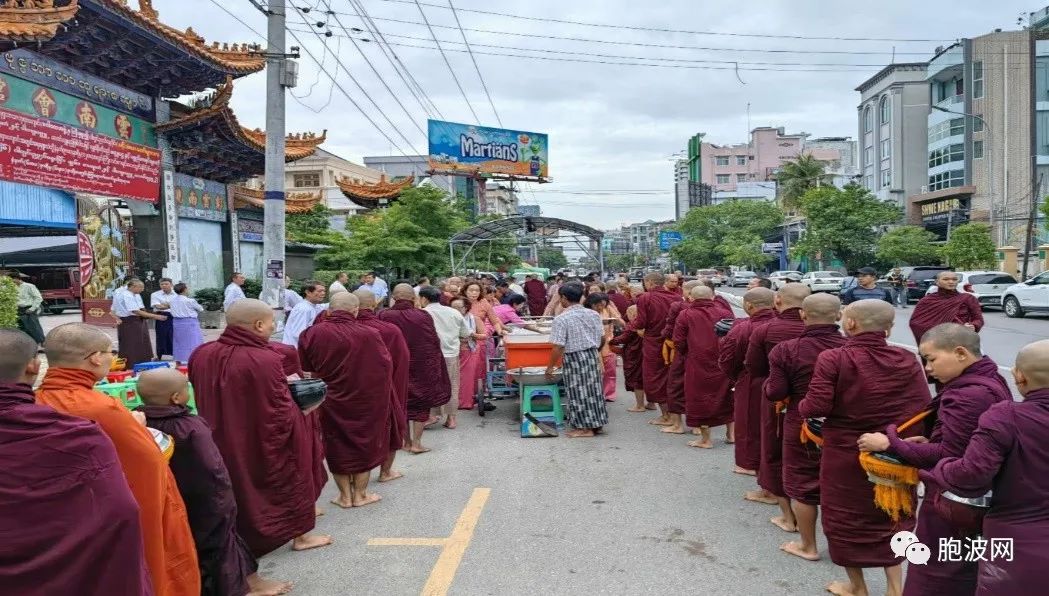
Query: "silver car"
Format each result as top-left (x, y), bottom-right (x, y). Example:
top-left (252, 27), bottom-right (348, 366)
top-left (925, 271), bottom-right (1017, 309)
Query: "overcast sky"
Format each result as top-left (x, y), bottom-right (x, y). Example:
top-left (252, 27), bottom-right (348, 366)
top-left (157, 0), bottom-right (1034, 229)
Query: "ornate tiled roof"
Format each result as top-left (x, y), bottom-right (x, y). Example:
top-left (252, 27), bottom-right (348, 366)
top-left (0, 0), bottom-right (81, 43)
top-left (335, 174), bottom-right (414, 209)
top-left (231, 186), bottom-right (322, 214)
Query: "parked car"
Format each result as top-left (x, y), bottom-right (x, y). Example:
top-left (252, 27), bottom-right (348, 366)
top-left (1001, 271), bottom-right (1049, 318)
top-left (768, 270), bottom-right (803, 290)
top-left (801, 271), bottom-right (845, 293)
top-left (876, 266), bottom-right (952, 302)
top-left (695, 269), bottom-right (723, 286)
top-left (729, 270), bottom-right (757, 287)
top-left (925, 271), bottom-right (1017, 309)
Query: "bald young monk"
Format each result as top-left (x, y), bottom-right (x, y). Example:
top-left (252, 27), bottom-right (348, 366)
top-left (625, 272), bottom-right (683, 425)
top-left (908, 271), bottom-right (984, 345)
top-left (858, 324), bottom-right (1009, 595)
top-left (746, 283), bottom-right (812, 531)
top-left (719, 287), bottom-right (776, 479)
top-left (1, 330), bottom-right (152, 595)
top-left (189, 299), bottom-right (332, 556)
top-left (661, 280), bottom-right (704, 434)
top-left (673, 285), bottom-right (735, 448)
top-left (921, 339), bottom-right (1049, 595)
top-left (299, 292), bottom-right (393, 508)
top-left (36, 324), bottom-right (200, 596)
top-left (354, 288), bottom-right (410, 482)
top-left (797, 300), bottom-right (930, 596)
top-left (764, 293), bottom-right (847, 562)
top-left (138, 369), bottom-right (291, 596)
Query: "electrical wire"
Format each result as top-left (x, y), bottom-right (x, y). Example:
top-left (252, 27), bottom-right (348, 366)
top-left (412, 0), bottom-right (481, 123)
top-left (447, 0), bottom-right (501, 127)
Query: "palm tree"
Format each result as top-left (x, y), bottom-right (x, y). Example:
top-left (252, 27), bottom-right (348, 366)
top-left (777, 153), bottom-right (834, 212)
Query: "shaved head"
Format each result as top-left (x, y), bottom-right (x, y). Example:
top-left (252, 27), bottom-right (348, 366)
top-left (353, 288), bottom-right (377, 310)
top-left (643, 272), bottom-right (665, 286)
top-left (936, 271), bottom-right (959, 281)
top-left (1015, 340), bottom-right (1049, 390)
top-left (0, 329), bottom-right (39, 382)
top-left (137, 368), bottom-right (190, 406)
top-left (392, 283), bottom-right (415, 301)
top-left (683, 280), bottom-right (702, 292)
top-left (700, 278), bottom-right (716, 291)
top-left (330, 291), bottom-right (360, 313)
top-left (920, 323), bottom-right (982, 357)
top-left (690, 285), bottom-right (714, 300)
top-left (801, 294), bottom-right (841, 325)
top-left (777, 283), bottom-right (811, 308)
top-left (43, 323), bottom-right (112, 367)
top-left (225, 298), bottom-right (273, 328)
top-left (843, 299), bottom-right (895, 333)
top-left (743, 287), bottom-right (775, 309)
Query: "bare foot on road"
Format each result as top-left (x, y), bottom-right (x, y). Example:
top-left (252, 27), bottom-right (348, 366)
top-left (780, 541), bottom-right (820, 561)
top-left (315, 506), bottom-right (325, 517)
top-left (743, 490), bottom-right (778, 505)
top-left (292, 534), bottom-right (333, 551)
top-left (770, 516), bottom-right (798, 532)
top-left (826, 580), bottom-right (859, 596)
top-left (733, 466), bottom-right (757, 476)
top-left (353, 493), bottom-right (382, 507)
top-left (378, 471), bottom-right (403, 483)
top-left (566, 429), bottom-right (596, 438)
top-left (408, 446), bottom-right (431, 455)
top-left (247, 574), bottom-right (293, 596)
top-left (687, 439), bottom-right (713, 449)
top-left (330, 497), bottom-right (354, 509)
top-left (661, 425), bottom-right (685, 434)
top-left (626, 406), bottom-right (646, 412)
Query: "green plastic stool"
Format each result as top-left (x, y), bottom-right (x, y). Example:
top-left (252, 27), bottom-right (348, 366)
top-left (95, 380), bottom-right (198, 415)
top-left (520, 384), bottom-right (564, 437)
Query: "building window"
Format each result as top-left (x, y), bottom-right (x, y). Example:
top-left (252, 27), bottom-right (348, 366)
top-left (880, 139), bottom-right (891, 161)
top-left (736, 173), bottom-right (748, 182)
top-left (880, 95), bottom-right (890, 124)
top-left (972, 117), bottom-right (984, 133)
top-left (881, 169), bottom-right (892, 188)
top-left (864, 146), bottom-right (873, 166)
top-left (736, 155), bottom-right (747, 166)
top-left (973, 140), bottom-right (984, 159)
top-left (864, 106), bottom-right (873, 132)
top-left (716, 174), bottom-right (730, 184)
top-left (972, 61), bottom-right (984, 99)
top-left (865, 174), bottom-right (873, 189)
top-left (928, 118), bottom-right (966, 144)
top-left (928, 143), bottom-right (965, 168)
top-left (293, 172), bottom-right (321, 188)
top-left (715, 156), bottom-right (730, 166)
top-left (928, 169), bottom-right (965, 192)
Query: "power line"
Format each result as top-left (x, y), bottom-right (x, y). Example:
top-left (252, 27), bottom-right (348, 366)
top-left (447, 0), bottom-right (501, 127)
top-left (363, 0), bottom-right (954, 43)
top-left (412, 0), bottom-right (481, 123)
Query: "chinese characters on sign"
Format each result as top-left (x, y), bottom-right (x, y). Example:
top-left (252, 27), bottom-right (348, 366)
top-left (938, 537), bottom-right (1014, 563)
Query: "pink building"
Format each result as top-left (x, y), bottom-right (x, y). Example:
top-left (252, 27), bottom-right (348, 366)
top-left (701, 127), bottom-right (807, 192)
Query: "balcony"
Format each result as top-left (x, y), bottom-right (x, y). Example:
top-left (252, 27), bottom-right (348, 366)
top-left (928, 45), bottom-right (964, 80)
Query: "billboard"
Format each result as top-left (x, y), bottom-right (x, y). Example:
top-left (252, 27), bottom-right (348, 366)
top-left (659, 231), bottom-right (683, 251)
top-left (428, 119), bottom-right (548, 178)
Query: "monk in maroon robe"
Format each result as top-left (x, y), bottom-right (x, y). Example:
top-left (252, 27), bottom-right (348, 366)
top-left (355, 288), bottom-right (410, 483)
top-left (673, 285), bottom-right (734, 449)
top-left (611, 304), bottom-right (648, 412)
top-left (661, 280), bottom-right (703, 434)
top-left (921, 339), bottom-right (1049, 596)
top-left (378, 284), bottom-right (451, 454)
top-left (300, 293), bottom-right (393, 508)
top-left (718, 288), bottom-right (776, 477)
top-left (857, 324), bottom-right (1009, 595)
top-left (607, 279), bottom-right (633, 315)
top-left (765, 293), bottom-right (846, 562)
top-left (746, 283), bottom-right (811, 531)
top-left (137, 369), bottom-right (293, 596)
top-left (909, 271), bottom-right (984, 344)
top-left (798, 300), bottom-right (930, 596)
top-left (270, 341), bottom-right (327, 511)
top-left (0, 329), bottom-right (152, 596)
top-left (523, 274), bottom-right (548, 316)
top-left (625, 272), bottom-right (683, 424)
top-left (189, 299), bottom-right (332, 556)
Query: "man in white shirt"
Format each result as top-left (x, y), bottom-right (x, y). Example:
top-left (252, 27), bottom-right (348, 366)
top-left (283, 276), bottom-right (303, 312)
top-left (282, 281), bottom-right (328, 348)
top-left (149, 278), bottom-right (177, 359)
top-left (361, 271), bottom-right (388, 303)
top-left (418, 286), bottom-right (469, 429)
top-left (223, 273), bottom-right (246, 312)
top-left (111, 278), bottom-right (165, 367)
top-left (328, 272), bottom-right (349, 297)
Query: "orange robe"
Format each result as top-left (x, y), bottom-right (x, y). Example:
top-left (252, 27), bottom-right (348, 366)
top-left (37, 367), bottom-right (200, 596)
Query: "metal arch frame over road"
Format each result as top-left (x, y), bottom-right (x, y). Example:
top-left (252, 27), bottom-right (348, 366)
top-left (449, 216), bottom-right (605, 277)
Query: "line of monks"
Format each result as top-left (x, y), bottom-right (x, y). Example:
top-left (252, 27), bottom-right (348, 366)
top-left (614, 270), bottom-right (1046, 596)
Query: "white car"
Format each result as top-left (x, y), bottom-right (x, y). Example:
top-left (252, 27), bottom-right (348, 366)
top-left (924, 271), bottom-right (1017, 309)
top-left (1002, 271), bottom-right (1049, 318)
top-left (768, 270), bottom-right (803, 290)
top-left (801, 271), bottom-right (845, 293)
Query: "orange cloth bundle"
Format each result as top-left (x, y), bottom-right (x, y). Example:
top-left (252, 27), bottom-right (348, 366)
top-left (858, 408), bottom-right (933, 522)
top-left (800, 417), bottom-right (824, 448)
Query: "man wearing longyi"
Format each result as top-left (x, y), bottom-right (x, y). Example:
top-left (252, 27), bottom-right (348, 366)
top-left (797, 300), bottom-right (929, 596)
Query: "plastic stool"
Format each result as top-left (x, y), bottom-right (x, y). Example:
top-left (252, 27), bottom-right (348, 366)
top-left (520, 384), bottom-right (564, 437)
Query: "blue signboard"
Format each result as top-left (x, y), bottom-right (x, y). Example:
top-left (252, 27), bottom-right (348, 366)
top-left (659, 231), bottom-right (683, 251)
top-left (428, 119), bottom-right (549, 178)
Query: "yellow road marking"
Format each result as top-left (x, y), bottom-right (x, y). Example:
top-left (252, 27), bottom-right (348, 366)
top-left (368, 487), bottom-right (492, 596)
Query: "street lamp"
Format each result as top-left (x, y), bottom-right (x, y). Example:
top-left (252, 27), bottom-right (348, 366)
top-left (930, 105), bottom-right (995, 243)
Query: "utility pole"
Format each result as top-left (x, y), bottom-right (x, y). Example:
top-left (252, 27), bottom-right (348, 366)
top-left (1021, 174), bottom-right (1043, 280)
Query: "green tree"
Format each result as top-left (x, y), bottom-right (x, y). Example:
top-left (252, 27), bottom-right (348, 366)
top-left (0, 276), bottom-right (17, 329)
top-left (670, 200), bottom-right (784, 269)
top-left (792, 185), bottom-right (900, 271)
top-left (941, 223), bottom-right (997, 270)
top-left (537, 247), bottom-right (569, 271)
top-left (604, 253), bottom-right (637, 273)
top-left (777, 154), bottom-right (834, 211)
top-left (875, 226), bottom-right (942, 266)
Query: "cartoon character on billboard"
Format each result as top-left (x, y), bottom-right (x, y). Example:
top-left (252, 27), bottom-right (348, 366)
top-left (114, 114), bottom-right (133, 140)
top-left (75, 102), bottom-right (98, 130)
top-left (32, 88), bottom-right (57, 118)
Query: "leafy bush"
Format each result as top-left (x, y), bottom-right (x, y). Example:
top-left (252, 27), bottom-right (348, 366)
top-left (0, 277), bottom-right (17, 329)
top-left (193, 287), bottom-right (225, 311)
top-left (242, 278), bottom-right (262, 299)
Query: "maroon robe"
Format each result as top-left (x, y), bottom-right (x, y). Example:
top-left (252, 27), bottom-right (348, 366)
top-left (674, 300), bottom-right (734, 428)
top-left (883, 357), bottom-right (1009, 596)
top-left (299, 310), bottom-right (393, 475)
top-left (625, 287), bottom-right (683, 404)
top-left (746, 307), bottom-right (806, 497)
top-left (357, 309), bottom-right (410, 452)
top-left (611, 327), bottom-right (643, 392)
top-left (714, 294), bottom-right (734, 315)
top-left (921, 387), bottom-right (1049, 596)
top-left (662, 300), bottom-right (689, 415)
top-left (764, 324), bottom-right (847, 506)
top-left (140, 404), bottom-right (256, 596)
top-left (378, 300), bottom-right (451, 422)
top-left (523, 278), bottom-right (548, 316)
top-left (0, 382), bottom-right (152, 596)
top-left (189, 326), bottom-right (316, 557)
top-left (797, 332), bottom-right (930, 568)
top-left (608, 290), bottom-right (633, 317)
top-left (718, 307), bottom-right (776, 471)
top-left (909, 289), bottom-right (985, 344)
top-left (270, 342), bottom-right (327, 500)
